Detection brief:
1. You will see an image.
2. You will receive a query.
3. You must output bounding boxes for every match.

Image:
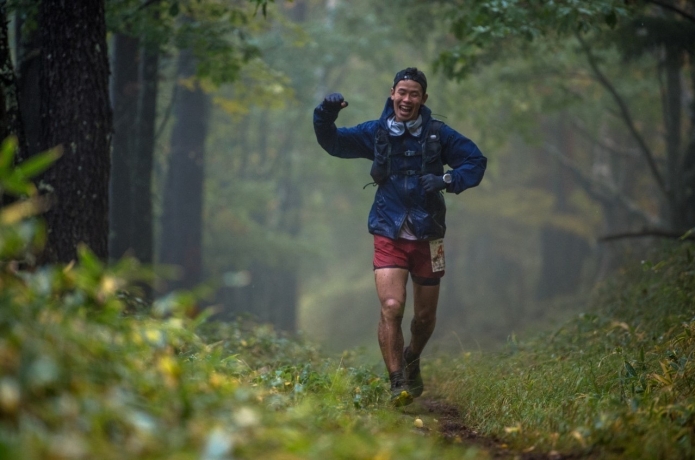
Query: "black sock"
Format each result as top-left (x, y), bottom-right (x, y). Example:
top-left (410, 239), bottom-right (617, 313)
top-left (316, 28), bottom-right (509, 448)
top-left (404, 347), bottom-right (420, 366)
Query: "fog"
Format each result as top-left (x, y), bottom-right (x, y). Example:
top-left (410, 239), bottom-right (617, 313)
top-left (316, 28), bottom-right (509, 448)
top-left (128, 0), bottom-right (694, 356)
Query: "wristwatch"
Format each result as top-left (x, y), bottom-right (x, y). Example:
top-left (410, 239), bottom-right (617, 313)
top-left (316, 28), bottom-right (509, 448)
top-left (442, 173), bottom-right (452, 184)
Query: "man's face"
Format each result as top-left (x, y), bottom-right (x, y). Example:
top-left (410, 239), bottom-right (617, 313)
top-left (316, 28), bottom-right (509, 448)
top-left (390, 80), bottom-right (428, 122)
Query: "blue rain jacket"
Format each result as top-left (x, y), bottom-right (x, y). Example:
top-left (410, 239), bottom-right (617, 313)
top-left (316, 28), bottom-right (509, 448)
top-left (313, 98), bottom-right (487, 240)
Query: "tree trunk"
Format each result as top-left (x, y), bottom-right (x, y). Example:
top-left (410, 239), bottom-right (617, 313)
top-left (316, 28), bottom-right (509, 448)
top-left (535, 226), bottom-right (591, 300)
top-left (159, 49), bottom-right (209, 291)
top-left (684, 52), bottom-right (695, 229)
top-left (38, 0), bottom-right (112, 263)
top-left (663, 47), bottom-right (684, 230)
top-left (0, 4), bottom-right (24, 150)
top-left (213, 108), bottom-right (301, 332)
top-left (109, 33), bottom-right (140, 260)
top-left (131, 45), bottom-right (158, 267)
top-left (272, 172), bottom-right (301, 331)
top-left (15, 14), bottom-right (41, 163)
top-left (535, 116), bottom-right (590, 300)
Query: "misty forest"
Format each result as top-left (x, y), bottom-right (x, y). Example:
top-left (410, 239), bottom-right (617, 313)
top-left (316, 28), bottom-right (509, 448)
top-left (1, 0), bottom-right (694, 458)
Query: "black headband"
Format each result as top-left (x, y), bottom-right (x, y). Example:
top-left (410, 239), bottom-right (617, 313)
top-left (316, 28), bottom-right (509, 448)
top-left (393, 67), bottom-right (427, 94)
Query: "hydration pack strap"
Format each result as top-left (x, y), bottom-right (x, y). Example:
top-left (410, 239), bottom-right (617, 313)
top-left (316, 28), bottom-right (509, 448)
top-left (370, 119), bottom-right (444, 184)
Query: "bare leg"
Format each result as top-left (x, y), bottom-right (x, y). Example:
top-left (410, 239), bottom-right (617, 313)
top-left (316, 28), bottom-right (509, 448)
top-left (375, 268), bottom-right (409, 373)
top-left (409, 282), bottom-right (440, 355)
top-left (402, 281), bottom-right (440, 398)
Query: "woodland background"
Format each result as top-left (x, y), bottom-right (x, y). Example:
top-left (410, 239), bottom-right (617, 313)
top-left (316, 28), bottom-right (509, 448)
top-left (2, 0), bottom-right (694, 354)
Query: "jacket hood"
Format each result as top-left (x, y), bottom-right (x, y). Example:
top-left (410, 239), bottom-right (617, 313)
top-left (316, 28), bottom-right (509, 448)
top-left (378, 97), bottom-right (432, 129)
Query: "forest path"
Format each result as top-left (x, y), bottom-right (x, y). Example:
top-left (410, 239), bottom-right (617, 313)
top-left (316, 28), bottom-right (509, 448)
top-left (400, 397), bottom-right (582, 460)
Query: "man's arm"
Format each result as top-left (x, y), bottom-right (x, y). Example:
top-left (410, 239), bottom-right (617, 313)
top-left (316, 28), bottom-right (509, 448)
top-left (439, 125), bottom-right (487, 194)
top-left (313, 93), bottom-right (375, 160)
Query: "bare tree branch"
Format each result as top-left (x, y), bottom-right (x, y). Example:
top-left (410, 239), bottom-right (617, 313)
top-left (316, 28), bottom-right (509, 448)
top-left (576, 34), bottom-right (669, 198)
top-left (599, 228), bottom-right (695, 242)
top-left (647, 0), bottom-right (695, 23)
top-left (543, 143), bottom-right (664, 228)
top-left (570, 119), bottom-right (640, 159)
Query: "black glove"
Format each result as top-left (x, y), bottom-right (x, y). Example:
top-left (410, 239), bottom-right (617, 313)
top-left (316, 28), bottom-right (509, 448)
top-left (420, 174), bottom-right (447, 193)
top-left (321, 92), bottom-right (348, 113)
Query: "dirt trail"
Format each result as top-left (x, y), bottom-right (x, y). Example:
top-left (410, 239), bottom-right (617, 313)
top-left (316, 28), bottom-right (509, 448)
top-left (402, 397), bottom-right (584, 459)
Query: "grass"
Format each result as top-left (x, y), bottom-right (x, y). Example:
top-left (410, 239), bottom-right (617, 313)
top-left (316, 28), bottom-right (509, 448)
top-left (428, 241), bottom-right (695, 458)
top-left (0, 249), bottom-right (485, 459)
top-left (0, 137), bottom-right (485, 459)
top-left (1, 238), bottom-right (693, 459)
top-left (2, 139), bottom-right (695, 458)
top-left (2, 243), bottom-right (693, 460)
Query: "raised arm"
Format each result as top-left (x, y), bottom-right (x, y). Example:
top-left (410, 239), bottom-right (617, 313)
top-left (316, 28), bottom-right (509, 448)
top-left (313, 93), bottom-right (376, 160)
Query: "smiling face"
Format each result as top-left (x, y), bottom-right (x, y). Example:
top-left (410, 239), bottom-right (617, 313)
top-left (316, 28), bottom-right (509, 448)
top-left (390, 80), bottom-right (428, 122)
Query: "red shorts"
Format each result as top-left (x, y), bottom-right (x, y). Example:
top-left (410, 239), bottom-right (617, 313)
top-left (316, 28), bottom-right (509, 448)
top-left (373, 235), bottom-right (445, 284)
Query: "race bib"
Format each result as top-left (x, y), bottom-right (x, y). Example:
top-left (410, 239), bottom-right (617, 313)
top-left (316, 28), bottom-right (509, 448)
top-left (429, 238), bottom-right (445, 272)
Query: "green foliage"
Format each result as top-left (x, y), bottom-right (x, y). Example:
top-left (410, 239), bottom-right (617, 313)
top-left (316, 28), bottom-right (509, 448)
top-left (0, 259), bottom-right (475, 459)
top-left (201, 0), bottom-right (625, 349)
top-left (431, 242), bottom-right (695, 458)
top-left (614, 15), bottom-right (695, 61)
top-left (0, 142), bottom-right (479, 459)
top-left (393, 0), bottom-right (638, 79)
top-left (0, 137), bottom-right (60, 198)
top-left (105, 0), bottom-right (275, 86)
top-left (0, 137), bottom-right (61, 264)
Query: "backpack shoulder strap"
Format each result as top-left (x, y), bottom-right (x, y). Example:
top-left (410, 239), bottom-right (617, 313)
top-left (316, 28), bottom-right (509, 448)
top-left (370, 125), bottom-right (392, 184)
top-left (426, 119), bottom-right (444, 139)
top-left (421, 119), bottom-right (445, 175)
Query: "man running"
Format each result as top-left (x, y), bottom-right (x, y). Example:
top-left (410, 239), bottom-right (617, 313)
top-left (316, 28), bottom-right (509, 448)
top-left (313, 67), bottom-right (487, 406)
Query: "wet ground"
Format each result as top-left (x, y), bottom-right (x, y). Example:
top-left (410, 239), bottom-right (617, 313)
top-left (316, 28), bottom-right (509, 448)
top-left (401, 397), bottom-right (586, 459)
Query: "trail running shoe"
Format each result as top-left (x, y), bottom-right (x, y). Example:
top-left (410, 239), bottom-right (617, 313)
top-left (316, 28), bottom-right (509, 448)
top-left (389, 370), bottom-right (413, 407)
top-left (390, 384), bottom-right (414, 407)
top-left (404, 347), bottom-right (424, 398)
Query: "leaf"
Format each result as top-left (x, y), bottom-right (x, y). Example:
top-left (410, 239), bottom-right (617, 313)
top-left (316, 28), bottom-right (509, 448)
top-left (0, 197), bottom-right (51, 225)
top-left (624, 361), bottom-right (637, 378)
top-left (15, 147), bottom-right (62, 180)
top-left (1, 175), bottom-right (35, 196)
top-left (605, 10), bottom-right (617, 28)
top-left (0, 136), bottom-right (17, 175)
top-left (77, 244), bottom-right (104, 275)
top-left (169, 1), bottom-right (179, 17)
top-left (649, 373), bottom-right (671, 386)
top-left (504, 423), bottom-right (522, 433)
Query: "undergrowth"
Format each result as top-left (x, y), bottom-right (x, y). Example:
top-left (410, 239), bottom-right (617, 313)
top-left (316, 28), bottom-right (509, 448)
top-left (5, 134), bottom-right (694, 459)
top-left (0, 279), bottom-right (465, 459)
top-left (0, 137), bottom-right (480, 459)
top-left (430, 241), bottom-right (695, 458)
top-left (0, 260), bottom-right (493, 459)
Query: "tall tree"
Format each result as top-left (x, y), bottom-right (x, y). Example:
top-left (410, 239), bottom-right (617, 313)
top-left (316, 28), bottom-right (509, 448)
top-left (106, 0), bottom-right (167, 269)
top-left (417, 0), bottom-right (695, 233)
top-left (218, 106), bottom-right (303, 331)
top-left (38, 0), bottom-right (112, 262)
top-left (536, 116), bottom-right (590, 300)
top-left (109, 33), bottom-right (140, 261)
top-left (606, 12), bottom-right (695, 233)
top-left (14, 11), bottom-right (40, 163)
top-left (131, 44), bottom-right (158, 268)
top-left (108, 32), bottom-right (159, 273)
top-left (159, 48), bottom-right (210, 291)
top-left (156, 1), bottom-right (270, 292)
top-left (0, 3), bottom-right (23, 150)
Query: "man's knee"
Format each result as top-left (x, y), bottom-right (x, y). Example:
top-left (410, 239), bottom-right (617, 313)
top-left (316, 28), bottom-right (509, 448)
top-left (381, 297), bottom-right (404, 319)
top-left (413, 310), bottom-right (436, 326)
